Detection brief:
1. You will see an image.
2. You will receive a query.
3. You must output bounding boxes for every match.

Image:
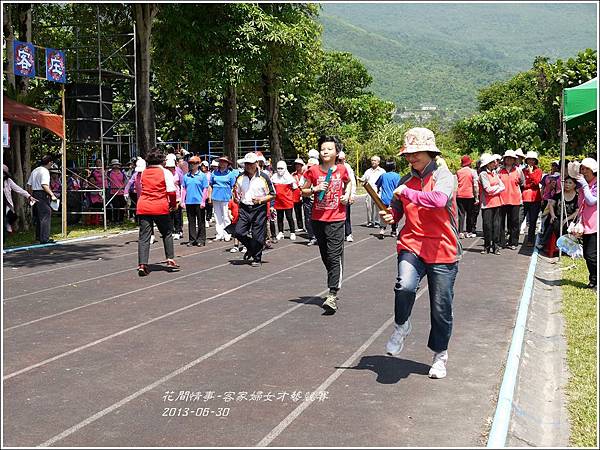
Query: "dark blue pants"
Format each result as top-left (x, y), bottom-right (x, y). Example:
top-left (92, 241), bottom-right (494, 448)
top-left (393, 250), bottom-right (458, 352)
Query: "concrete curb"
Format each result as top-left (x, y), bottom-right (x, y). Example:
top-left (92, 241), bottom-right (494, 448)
top-left (487, 244), bottom-right (539, 447)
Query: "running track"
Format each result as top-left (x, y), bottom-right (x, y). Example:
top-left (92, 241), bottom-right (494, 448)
top-left (2, 197), bottom-right (533, 447)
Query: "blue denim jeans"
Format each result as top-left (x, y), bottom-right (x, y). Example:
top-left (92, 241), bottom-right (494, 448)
top-left (394, 250), bottom-right (459, 352)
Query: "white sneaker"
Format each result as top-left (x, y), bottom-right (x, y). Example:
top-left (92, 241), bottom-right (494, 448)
top-left (346, 234), bottom-right (354, 242)
top-left (296, 227), bottom-right (304, 232)
top-left (290, 233), bottom-right (296, 241)
top-left (240, 246), bottom-right (247, 253)
top-left (205, 221), bottom-right (211, 228)
top-left (276, 232), bottom-right (285, 240)
top-left (386, 320), bottom-right (412, 356)
top-left (173, 233), bottom-right (180, 240)
top-left (150, 235), bottom-right (156, 244)
top-left (428, 350), bottom-right (448, 379)
top-left (229, 246), bottom-right (239, 253)
top-left (307, 238), bottom-right (317, 246)
top-left (224, 234), bottom-right (231, 242)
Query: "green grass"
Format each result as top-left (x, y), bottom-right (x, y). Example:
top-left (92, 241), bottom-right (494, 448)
top-left (560, 257), bottom-right (598, 447)
top-left (3, 215), bottom-right (138, 249)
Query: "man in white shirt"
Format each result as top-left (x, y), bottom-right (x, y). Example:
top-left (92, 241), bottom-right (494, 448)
top-left (360, 155), bottom-right (386, 227)
top-left (233, 152), bottom-right (276, 267)
top-left (26, 154), bottom-right (58, 244)
top-left (338, 151), bottom-right (356, 241)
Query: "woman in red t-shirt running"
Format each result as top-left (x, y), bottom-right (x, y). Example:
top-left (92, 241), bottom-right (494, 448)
top-left (301, 135), bottom-right (352, 314)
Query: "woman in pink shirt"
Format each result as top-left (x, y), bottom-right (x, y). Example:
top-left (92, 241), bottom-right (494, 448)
top-left (106, 159), bottom-right (127, 224)
top-left (576, 158), bottom-right (597, 289)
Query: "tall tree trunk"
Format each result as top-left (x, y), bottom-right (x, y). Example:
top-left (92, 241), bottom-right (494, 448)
top-left (134, 4), bottom-right (158, 157)
top-left (223, 83), bottom-right (238, 161)
top-left (16, 3), bottom-right (32, 230)
top-left (262, 65), bottom-right (283, 162)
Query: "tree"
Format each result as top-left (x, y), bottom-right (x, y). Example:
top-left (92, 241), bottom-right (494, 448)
top-left (134, 3), bottom-right (158, 156)
top-left (3, 2), bottom-right (33, 231)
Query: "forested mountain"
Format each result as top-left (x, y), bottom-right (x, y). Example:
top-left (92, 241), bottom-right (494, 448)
top-left (320, 3), bottom-right (597, 119)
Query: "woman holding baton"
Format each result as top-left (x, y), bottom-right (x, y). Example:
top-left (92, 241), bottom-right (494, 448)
top-left (379, 127), bottom-right (460, 379)
top-left (301, 135), bottom-right (353, 314)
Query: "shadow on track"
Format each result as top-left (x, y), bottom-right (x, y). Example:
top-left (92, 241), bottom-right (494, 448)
top-left (336, 355), bottom-right (430, 384)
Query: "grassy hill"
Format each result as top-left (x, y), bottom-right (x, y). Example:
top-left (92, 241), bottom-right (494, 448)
top-left (320, 3), bottom-right (597, 118)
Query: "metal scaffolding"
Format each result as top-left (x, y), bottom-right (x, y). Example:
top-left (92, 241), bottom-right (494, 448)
top-left (61, 6), bottom-right (137, 231)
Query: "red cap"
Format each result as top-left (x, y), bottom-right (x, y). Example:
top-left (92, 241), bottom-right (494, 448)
top-left (461, 155), bottom-right (472, 167)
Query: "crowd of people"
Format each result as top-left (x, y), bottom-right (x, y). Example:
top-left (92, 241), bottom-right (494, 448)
top-left (3, 127), bottom-right (597, 380)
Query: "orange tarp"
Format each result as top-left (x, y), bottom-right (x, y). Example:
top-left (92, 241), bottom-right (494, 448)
top-left (2, 96), bottom-right (64, 139)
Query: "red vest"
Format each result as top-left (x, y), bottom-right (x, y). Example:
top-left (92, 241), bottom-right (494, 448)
top-left (397, 168), bottom-right (460, 264)
top-left (456, 167), bottom-right (475, 199)
top-left (498, 167), bottom-right (523, 206)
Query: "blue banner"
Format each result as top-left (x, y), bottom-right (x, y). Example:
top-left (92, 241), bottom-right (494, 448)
top-left (45, 48), bottom-right (67, 83)
top-left (13, 40), bottom-right (35, 78)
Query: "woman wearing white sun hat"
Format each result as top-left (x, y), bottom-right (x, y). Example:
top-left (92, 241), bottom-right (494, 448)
top-left (576, 157), bottom-right (597, 289)
top-left (479, 153), bottom-right (505, 254)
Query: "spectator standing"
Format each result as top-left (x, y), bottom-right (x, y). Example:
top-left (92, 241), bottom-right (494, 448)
top-left (479, 153), bottom-right (505, 254)
top-left (498, 150), bottom-right (524, 250)
top-left (291, 158), bottom-right (305, 232)
top-left (165, 157), bottom-right (183, 239)
top-left (272, 160), bottom-right (298, 241)
top-left (136, 148), bottom-right (179, 276)
top-left (181, 156), bottom-right (209, 247)
top-left (522, 151), bottom-right (543, 247)
top-left (124, 157), bottom-right (145, 223)
top-left (200, 160), bottom-right (212, 227)
top-left (338, 151), bottom-right (357, 242)
top-left (26, 155), bottom-right (58, 244)
top-left (86, 159), bottom-right (107, 226)
top-left (360, 155), bottom-right (385, 227)
top-left (208, 156), bottom-right (236, 241)
top-left (544, 176), bottom-right (578, 257)
top-left (576, 158), bottom-right (597, 289)
top-left (375, 160), bottom-right (401, 238)
top-left (456, 155), bottom-right (479, 238)
top-left (106, 159), bottom-right (127, 224)
top-left (3, 163), bottom-right (36, 235)
top-left (301, 158), bottom-right (319, 246)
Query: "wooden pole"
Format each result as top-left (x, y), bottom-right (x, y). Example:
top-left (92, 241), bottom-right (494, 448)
top-left (61, 84), bottom-right (67, 238)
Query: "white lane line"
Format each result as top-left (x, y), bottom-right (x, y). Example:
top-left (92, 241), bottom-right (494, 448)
top-left (36, 251), bottom-right (395, 448)
top-left (3, 240), bottom-right (233, 301)
top-left (3, 241), bottom-right (296, 331)
top-left (257, 239), bottom-right (480, 447)
top-left (5, 239), bottom-right (371, 379)
top-left (3, 231), bottom-right (143, 277)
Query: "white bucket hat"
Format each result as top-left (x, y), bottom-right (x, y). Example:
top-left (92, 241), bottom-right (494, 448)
top-left (242, 152), bottom-right (258, 164)
top-left (210, 159), bottom-right (219, 167)
top-left (492, 154), bottom-right (502, 161)
top-left (165, 158), bottom-right (176, 168)
top-left (307, 157), bottom-right (319, 166)
top-left (480, 153), bottom-right (496, 167)
top-left (294, 158), bottom-right (304, 165)
top-left (580, 157), bottom-right (598, 173)
top-left (135, 157), bottom-right (146, 173)
top-left (400, 127), bottom-right (440, 154)
top-left (514, 148), bottom-right (526, 158)
top-left (308, 149), bottom-right (319, 159)
top-left (276, 161), bottom-right (287, 170)
top-left (524, 151), bottom-right (539, 163)
top-left (110, 158), bottom-right (121, 166)
top-left (502, 150), bottom-right (517, 159)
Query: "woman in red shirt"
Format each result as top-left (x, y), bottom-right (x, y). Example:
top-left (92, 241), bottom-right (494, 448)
top-left (521, 151), bottom-right (543, 247)
top-left (301, 136), bottom-right (352, 314)
top-left (136, 148), bottom-right (179, 276)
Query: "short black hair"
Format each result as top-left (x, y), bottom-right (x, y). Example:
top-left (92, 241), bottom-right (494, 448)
top-left (41, 154), bottom-right (54, 166)
top-left (317, 135), bottom-right (342, 153)
top-left (385, 160), bottom-right (396, 171)
top-left (146, 147), bottom-right (165, 166)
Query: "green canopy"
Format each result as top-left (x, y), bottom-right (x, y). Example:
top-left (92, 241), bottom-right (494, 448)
top-left (563, 77), bottom-right (597, 126)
